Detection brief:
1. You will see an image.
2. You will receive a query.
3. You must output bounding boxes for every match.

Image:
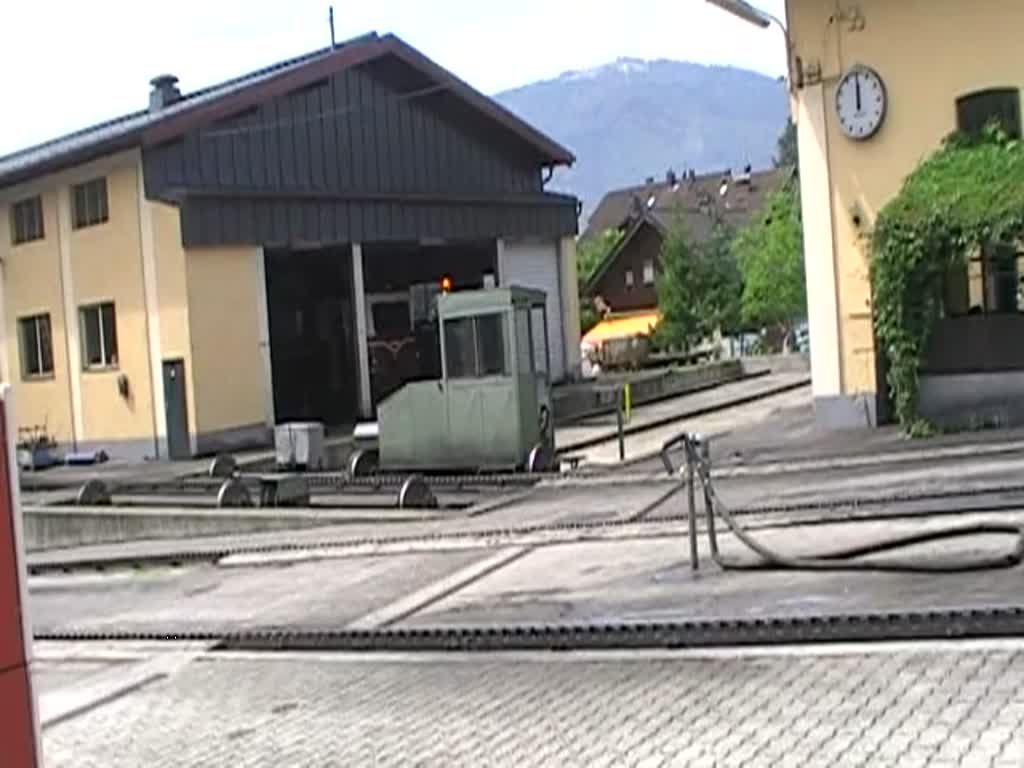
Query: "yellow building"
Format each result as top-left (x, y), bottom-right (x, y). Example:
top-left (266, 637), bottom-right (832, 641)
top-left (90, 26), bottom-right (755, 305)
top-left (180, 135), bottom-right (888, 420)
top-left (0, 33), bottom-right (580, 460)
top-left (711, 0), bottom-right (1023, 427)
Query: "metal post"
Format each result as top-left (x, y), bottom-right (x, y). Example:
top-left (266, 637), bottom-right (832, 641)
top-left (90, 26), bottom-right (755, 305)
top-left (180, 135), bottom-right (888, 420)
top-left (697, 435), bottom-right (719, 559)
top-left (686, 437), bottom-right (699, 571)
top-left (616, 387), bottom-right (626, 462)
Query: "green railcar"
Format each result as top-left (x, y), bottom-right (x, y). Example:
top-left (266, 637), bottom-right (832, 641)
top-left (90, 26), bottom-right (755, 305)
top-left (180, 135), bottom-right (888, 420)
top-left (367, 286), bottom-right (555, 473)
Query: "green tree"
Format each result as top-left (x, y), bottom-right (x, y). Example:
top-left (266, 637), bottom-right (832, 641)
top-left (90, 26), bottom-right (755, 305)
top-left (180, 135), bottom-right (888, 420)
top-left (708, 223), bottom-right (744, 339)
top-left (579, 303), bottom-right (600, 336)
top-left (577, 228), bottom-right (623, 286)
top-left (733, 184), bottom-right (806, 348)
top-left (774, 119), bottom-right (798, 168)
top-left (577, 228), bottom-right (623, 334)
top-left (655, 217), bottom-right (741, 351)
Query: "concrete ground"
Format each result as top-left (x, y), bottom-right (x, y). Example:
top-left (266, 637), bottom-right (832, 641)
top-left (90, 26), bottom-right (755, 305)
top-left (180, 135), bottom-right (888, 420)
top-left (28, 509), bottom-right (1024, 637)
top-left (22, 379), bottom-right (1024, 766)
top-left (32, 549), bottom-right (494, 635)
top-left (400, 513), bottom-right (1024, 628)
top-left (559, 371), bottom-right (809, 459)
top-left (579, 384), bottom-right (809, 465)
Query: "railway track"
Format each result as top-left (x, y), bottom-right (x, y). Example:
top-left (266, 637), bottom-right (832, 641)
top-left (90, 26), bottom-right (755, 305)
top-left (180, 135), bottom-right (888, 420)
top-left (19, 375), bottom-right (811, 504)
top-left (30, 454), bottom-right (1024, 649)
top-left (33, 605), bottom-right (1024, 649)
top-left (27, 482), bottom-right (1024, 574)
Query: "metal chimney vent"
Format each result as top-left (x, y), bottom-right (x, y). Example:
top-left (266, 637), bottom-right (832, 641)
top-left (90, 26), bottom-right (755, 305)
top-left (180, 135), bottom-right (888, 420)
top-left (149, 74), bottom-right (181, 112)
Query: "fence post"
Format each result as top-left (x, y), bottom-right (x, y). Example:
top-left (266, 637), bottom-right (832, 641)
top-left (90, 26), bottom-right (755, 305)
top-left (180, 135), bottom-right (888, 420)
top-left (686, 436), bottom-right (699, 572)
top-left (616, 386), bottom-right (626, 462)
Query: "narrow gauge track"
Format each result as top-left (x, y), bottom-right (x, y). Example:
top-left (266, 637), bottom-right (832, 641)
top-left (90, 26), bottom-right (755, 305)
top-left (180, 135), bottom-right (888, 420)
top-left (28, 483), bottom-right (1024, 575)
top-left (33, 605), bottom-right (1024, 649)
top-left (27, 470), bottom-right (566, 501)
top-left (19, 375), bottom-right (810, 499)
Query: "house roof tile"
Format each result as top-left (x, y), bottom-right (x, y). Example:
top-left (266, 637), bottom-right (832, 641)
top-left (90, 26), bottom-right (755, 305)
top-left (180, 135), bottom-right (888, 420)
top-left (583, 166), bottom-right (792, 241)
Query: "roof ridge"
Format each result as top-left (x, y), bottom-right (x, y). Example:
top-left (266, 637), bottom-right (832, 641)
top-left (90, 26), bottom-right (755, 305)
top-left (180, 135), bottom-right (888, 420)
top-left (594, 166), bottom-right (784, 199)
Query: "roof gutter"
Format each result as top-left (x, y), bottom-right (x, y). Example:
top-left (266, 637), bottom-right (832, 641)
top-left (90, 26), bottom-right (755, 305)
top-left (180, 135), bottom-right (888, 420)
top-left (0, 135), bottom-right (141, 192)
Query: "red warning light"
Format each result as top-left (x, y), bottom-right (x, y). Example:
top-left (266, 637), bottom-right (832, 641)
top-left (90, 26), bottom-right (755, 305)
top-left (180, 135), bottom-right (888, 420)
top-left (440, 275), bottom-right (453, 293)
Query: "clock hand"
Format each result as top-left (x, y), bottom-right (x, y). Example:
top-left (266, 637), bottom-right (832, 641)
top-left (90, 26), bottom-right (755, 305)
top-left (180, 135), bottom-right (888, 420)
top-left (855, 75), bottom-right (862, 112)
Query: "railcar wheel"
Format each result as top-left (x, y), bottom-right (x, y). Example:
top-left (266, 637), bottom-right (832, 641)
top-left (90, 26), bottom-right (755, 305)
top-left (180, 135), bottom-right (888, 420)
top-left (397, 475), bottom-right (437, 510)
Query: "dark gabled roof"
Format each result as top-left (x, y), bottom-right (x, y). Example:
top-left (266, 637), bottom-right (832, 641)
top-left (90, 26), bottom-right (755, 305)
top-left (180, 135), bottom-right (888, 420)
top-left (582, 166), bottom-right (793, 241)
top-left (582, 213), bottom-right (665, 296)
top-left (582, 166), bottom-right (796, 297)
top-left (0, 32), bottom-right (575, 190)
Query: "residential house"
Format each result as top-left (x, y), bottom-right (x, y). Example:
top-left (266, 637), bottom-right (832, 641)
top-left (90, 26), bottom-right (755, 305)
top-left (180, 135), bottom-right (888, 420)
top-left (581, 166), bottom-right (791, 347)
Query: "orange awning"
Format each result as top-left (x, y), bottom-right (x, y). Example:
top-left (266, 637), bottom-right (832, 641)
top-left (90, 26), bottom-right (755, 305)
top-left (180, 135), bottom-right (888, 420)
top-left (582, 311), bottom-right (660, 345)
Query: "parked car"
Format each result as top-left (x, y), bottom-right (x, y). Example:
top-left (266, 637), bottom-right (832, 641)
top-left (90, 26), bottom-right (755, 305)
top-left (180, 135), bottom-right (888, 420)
top-left (794, 322), bottom-right (810, 354)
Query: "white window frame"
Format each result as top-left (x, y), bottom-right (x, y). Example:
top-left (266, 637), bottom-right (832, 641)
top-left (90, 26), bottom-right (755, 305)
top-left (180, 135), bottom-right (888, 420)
top-left (642, 259), bottom-right (655, 285)
top-left (72, 177), bottom-right (109, 230)
top-left (442, 312), bottom-right (510, 380)
top-left (10, 196), bottom-right (44, 245)
top-left (79, 302), bottom-right (118, 370)
top-left (18, 313), bottom-right (53, 379)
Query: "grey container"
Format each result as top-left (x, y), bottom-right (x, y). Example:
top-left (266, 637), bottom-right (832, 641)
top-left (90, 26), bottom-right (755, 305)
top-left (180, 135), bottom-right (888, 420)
top-left (274, 422), bottom-right (325, 470)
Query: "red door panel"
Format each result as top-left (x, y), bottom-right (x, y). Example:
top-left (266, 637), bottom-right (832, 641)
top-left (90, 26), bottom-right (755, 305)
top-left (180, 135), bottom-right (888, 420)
top-left (0, 666), bottom-right (39, 767)
top-left (0, 406), bottom-right (27, 670)
top-left (0, 399), bottom-right (38, 767)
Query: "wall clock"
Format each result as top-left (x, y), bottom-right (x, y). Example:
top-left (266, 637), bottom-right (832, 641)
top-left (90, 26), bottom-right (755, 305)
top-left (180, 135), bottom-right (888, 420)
top-left (836, 66), bottom-right (887, 140)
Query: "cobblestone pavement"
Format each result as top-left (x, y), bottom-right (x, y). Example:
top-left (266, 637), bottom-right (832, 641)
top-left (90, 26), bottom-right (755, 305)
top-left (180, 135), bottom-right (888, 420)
top-left (42, 644), bottom-right (1024, 767)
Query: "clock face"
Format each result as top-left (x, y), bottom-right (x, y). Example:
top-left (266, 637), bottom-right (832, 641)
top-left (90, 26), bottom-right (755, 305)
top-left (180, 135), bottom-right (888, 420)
top-left (835, 66), bottom-right (887, 140)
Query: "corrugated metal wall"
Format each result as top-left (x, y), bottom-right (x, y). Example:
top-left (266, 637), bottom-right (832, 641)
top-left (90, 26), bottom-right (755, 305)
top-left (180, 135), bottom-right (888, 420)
top-left (144, 55), bottom-right (578, 246)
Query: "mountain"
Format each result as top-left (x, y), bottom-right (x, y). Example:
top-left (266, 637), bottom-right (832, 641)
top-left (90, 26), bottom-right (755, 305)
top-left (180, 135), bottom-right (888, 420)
top-left (494, 58), bottom-right (790, 221)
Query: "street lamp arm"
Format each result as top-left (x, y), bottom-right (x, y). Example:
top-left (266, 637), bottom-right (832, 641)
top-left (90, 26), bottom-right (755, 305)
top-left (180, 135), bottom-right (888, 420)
top-left (761, 11), bottom-right (787, 32)
top-left (704, 0), bottom-right (798, 90)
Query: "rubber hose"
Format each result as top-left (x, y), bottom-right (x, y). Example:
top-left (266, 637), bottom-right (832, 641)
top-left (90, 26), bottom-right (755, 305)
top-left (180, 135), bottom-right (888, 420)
top-left (688, 443), bottom-right (1024, 573)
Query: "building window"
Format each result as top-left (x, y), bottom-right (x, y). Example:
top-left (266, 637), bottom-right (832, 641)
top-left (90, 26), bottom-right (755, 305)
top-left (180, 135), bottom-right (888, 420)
top-left (72, 177), bottom-right (109, 229)
top-left (642, 260), bottom-right (655, 285)
top-left (10, 196), bottom-right (44, 244)
top-left (80, 302), bottom-right (118, 369)
top-left (956, 88), bottom-right (1022, 139)
top-left (443, 313), bottom-right (508, 379)
top-left (944, 244), bottom-right (1024, 316)
top-left (18, 314), bottom-right (53, 379)
top-left (625, 269), bottom-right (635, 289)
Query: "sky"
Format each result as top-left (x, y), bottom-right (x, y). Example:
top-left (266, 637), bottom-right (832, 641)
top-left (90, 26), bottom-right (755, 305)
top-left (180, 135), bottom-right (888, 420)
top-left (0, 0), bottom-right (787, 156)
